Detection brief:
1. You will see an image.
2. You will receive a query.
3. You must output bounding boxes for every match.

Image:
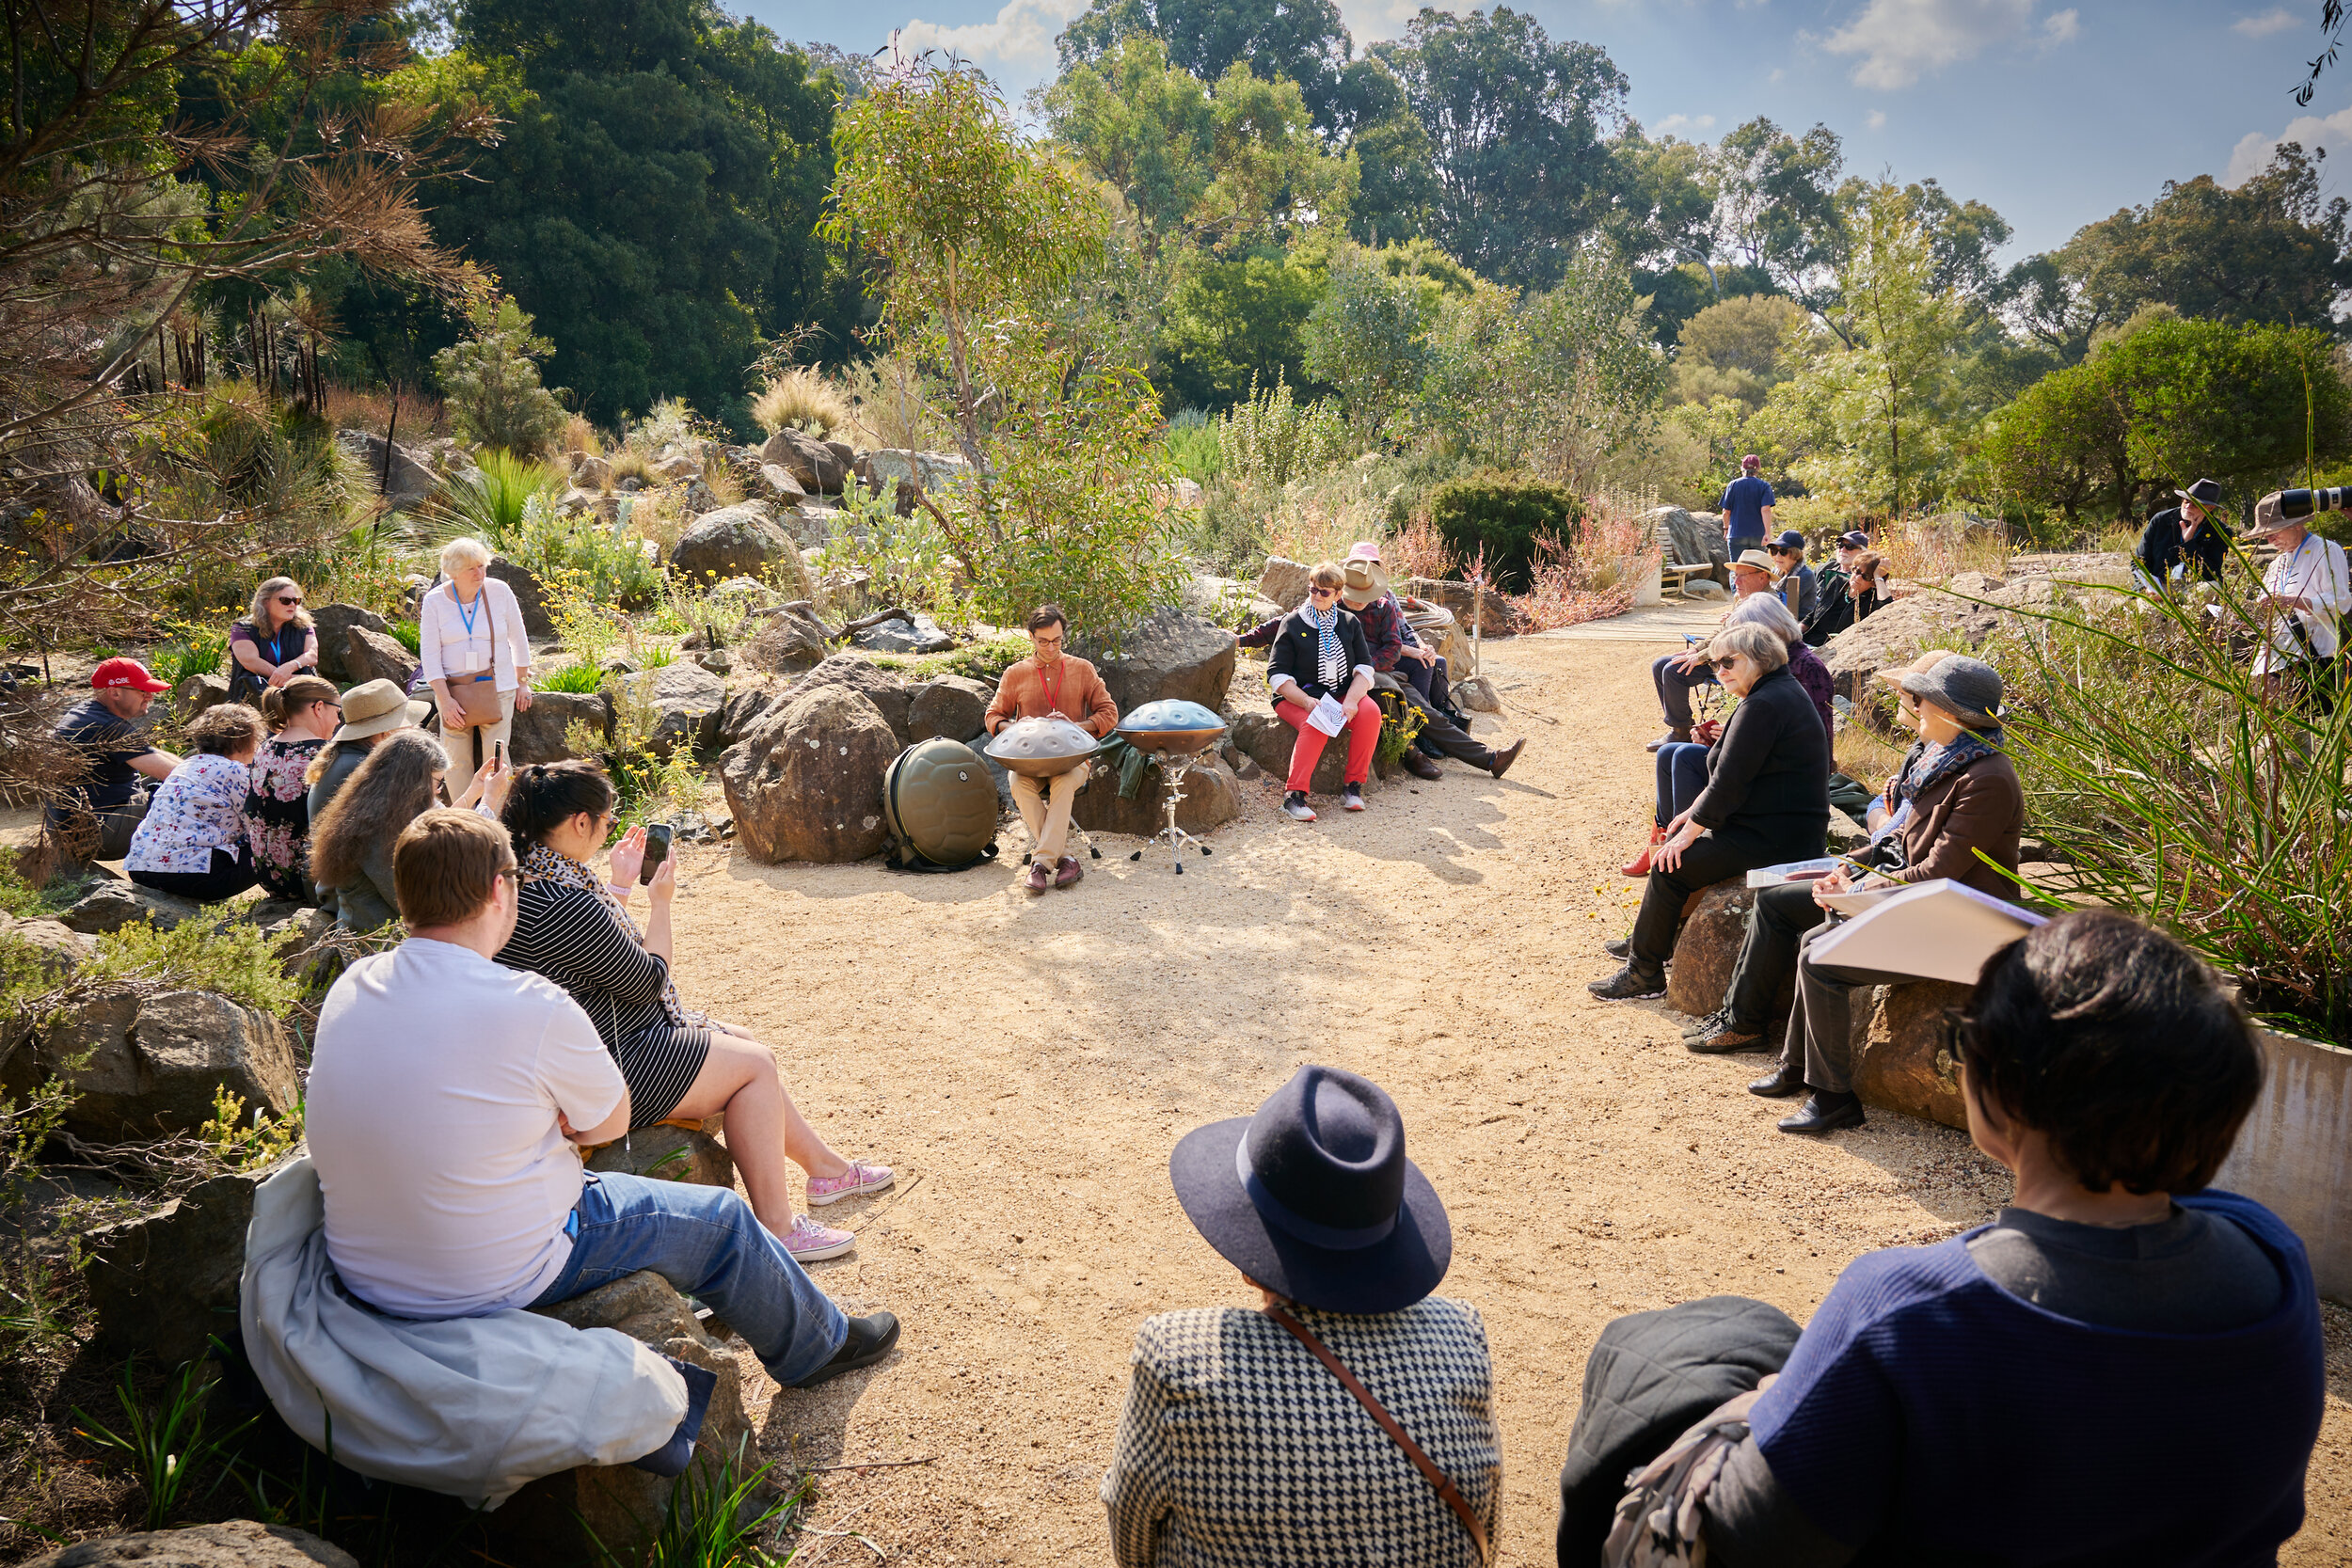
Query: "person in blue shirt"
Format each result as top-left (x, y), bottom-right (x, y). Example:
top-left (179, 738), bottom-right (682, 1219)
top-left (1718, 455), bottom-right (1776, 561)
top-left (1556, 908), bottom-right (2323, 1567)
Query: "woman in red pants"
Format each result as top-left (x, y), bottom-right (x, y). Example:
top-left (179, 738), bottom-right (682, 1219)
top-left (1265, 561), bottom-right (1383, 821)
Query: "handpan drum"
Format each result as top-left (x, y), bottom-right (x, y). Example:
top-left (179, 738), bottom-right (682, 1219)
top-left (984, 715), bottom-right (1101, 777)
top-left (1115, 699), bottom-right (1227, 757)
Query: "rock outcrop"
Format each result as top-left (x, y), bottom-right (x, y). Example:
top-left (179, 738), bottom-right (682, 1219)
top-left (4, 988), bottom-right (302, 1141)
top-left (337, 431), bottom-right (437, 509)
top-left (309, 603), bottom-right (387, 681)
top-left (1074, 608), bottom-right (1236, 714)
top-left (19, 1520), bottom-right (360, 1568)
top-left (1256, 556), bottom-right (1311, 610)
top-left (759, 428), bottom-right (847, 496)
top-left (1071, 755), bottom-right (1242, 838)
top-left (172, 673), bottom-right (230, 718)
top-left (740, 604), bottom-right (832, 674)
top-left (509, 689), bottom-right (612, 765)
top-left (852, 611), bottom-right (956, 655)
top-left (342, 626), bottom-right (417, 692)
top-left (793, 653), bottom-right (913, 746)
top-left (618, 663), bottom-right (724, 759)
top-left (58, 879), bottom-right (205, 934)
top-left (1851, 979), bottom-right (1974, 1130)
top-left (668, 504), bottom-right (799, 586)
top-left (86, 1155), bottom-right (299, 1369)
top-left (1227, 709), bottom-right (1393, 798)
top-left (907, 675), bottom-right (993, 744)
top-left (586, 1123), bottom-right (735, 1190)
top-left (721, 684), bottom-right (898, 863)
top-left (488, 556), bottom-right (557, 641)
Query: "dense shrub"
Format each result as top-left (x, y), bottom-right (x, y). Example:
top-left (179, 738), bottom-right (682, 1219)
top-left (1427, 470), bottom-right (1581, 591)
top-left (432, 298), bottom-right (568, 457)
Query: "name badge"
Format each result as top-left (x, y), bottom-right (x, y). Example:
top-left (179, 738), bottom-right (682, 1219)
top-left (460, 647), bottom-right (488, 673)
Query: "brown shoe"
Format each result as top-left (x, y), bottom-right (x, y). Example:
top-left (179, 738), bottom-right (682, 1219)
top-left (1402, 751), bottom-right (1443, 781)
top-left (1055, 855), bottom-right (1083, 888)
top-left (1488, 737), bottom-right (1527, 779)
top-left (1025, 861), bottom-right (1052, 895)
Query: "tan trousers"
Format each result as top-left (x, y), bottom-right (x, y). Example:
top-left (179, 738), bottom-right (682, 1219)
top-left (1010, 763), bottom-right (1086, 863)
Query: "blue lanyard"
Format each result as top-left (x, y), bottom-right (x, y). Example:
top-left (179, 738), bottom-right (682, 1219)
top-left (454, 585), bottom-right (483, 640)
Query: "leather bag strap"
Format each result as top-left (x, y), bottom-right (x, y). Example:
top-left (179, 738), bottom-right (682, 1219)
top-left (1263, 1303), bottom-right (1490, 1566)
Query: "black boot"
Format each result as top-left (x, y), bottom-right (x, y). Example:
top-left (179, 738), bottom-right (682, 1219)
top-left (1778, 1090), bottom-right (1865, 1134)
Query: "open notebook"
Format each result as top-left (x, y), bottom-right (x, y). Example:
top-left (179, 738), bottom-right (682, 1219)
top-left (1807, 879), bottom-right (2047, 985)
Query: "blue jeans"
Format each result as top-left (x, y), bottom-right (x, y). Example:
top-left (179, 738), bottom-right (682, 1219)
top-left (1655, 742), bottom-right (1710, 827)
top-left (530, 1171), bottom-right (848, 1387)
top-left (1650, 655), bottom-right (1720, 730)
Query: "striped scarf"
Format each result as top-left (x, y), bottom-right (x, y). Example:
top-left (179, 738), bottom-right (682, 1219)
top-left (1304, 601), bottom-right (1345, 689)
top-left (519, 840), bottom-right (687, 1027)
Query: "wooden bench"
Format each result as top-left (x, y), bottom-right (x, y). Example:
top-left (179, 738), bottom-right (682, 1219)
top-left (1663, 561), bottom-right (1719, 597)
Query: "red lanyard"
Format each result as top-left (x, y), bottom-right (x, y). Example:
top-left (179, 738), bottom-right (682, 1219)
top-left (1037, 658), bottom-right (1064, 716)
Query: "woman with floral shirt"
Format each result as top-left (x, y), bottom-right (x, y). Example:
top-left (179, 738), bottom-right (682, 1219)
top-left (126, 704), bottom-right (266, 901)
top-left (243, 675), bottom-right (341, 902)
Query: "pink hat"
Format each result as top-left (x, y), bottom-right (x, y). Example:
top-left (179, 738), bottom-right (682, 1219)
top-left (1346, 541), bottom-right (1385, 563)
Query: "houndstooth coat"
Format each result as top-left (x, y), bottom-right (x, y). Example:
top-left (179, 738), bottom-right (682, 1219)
top-left (1101, 1297), bottom-right (1501, 1567)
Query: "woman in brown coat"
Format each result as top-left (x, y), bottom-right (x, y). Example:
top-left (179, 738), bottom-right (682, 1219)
top-left (1754, 655), bottom-right (2025, 1133)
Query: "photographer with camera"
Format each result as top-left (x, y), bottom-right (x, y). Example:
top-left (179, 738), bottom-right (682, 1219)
top-left (2247, 489), bottom-right (2352, 711)
top-left (496, 761), bottom-right (894, 1262)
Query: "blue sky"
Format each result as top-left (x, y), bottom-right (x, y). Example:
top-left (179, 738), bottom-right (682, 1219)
top-left (731, 0), bottom-right (2352, 261)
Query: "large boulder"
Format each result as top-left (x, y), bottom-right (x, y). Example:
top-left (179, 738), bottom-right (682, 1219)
top-left (1661, 880), bottom-right (1794, 1030)
top-left (1228, 709), bottom-right (1393, 799)
top-left (1452, 674), bottom-right (1501, 713)
top-left (1074, 608), bottom-right (1236, 715)
top-left (740, 604), bottom-right (832, 674)
top-left (1651, 505), bottom-right (1727, 578)
top-left (309, 603), bottom-right (386, 681)
top-left (86, 1155), bottom-right (298, 1369)
top-left (342, 626), bottom-right (418, 692)
top-left (852, 611), bottom-right (955, 656)
top-left (58, 879), bottom-right (205, 935)
top-left (1404, 577), bottom-right (1527, 638)
top-left (1257, 556), bottom-right (1311, 610)
top-left (759, 427), bottom-right (847, 496)
top-left (172, 673), bottom-right (230, 719)
top-left (793, 652), bottom-right (913, 746)
top-left (1820, 560), bottom-right (2133, 708)
top-left (862, 448), bottom-right (971, 495)
top-left (587, 1123), bottom-right (735, 1189)
top-left (3, 988), bottom-right (302, 1141)
top-left (0, 915), bottom-right (90, 980)
top-left (619, 662), bottom-right (725, 760)
top-left (18, 1521), bottom-right (359, 1568)
top-left (509, 689), bottom-right (612, 765)
top-left (907, 675), bottom-right (993, 744)
top-left (494, 1272), bottom-right (758, 1568)
top-left (488, 556), bottom-right (557, 641)
top-left (337, 430), bottom-right (437, 509)
top-left (716, 681), bottom-right (788, 749)
top-left (570, 451), bottom-right (612, 490)
top-left (669, 503), bottom-right (799, 587)
top-left (722, 684), bottom-right (898, 863)
top-left (1071, 754), bottom-right (1242, 838)
top-left (1851, 979), bottom-right (1974, 1130)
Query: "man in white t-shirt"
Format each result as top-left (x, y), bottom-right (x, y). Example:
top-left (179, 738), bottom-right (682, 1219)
top-left (307, 810), bottom-right (899, 1392)
top-left (2245, 494), bottom-right (2351, 710)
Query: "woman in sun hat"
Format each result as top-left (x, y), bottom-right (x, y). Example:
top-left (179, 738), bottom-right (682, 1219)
top-left (303, 677), bottom-right (431, 829)
top-left (1102, 1065), bottom-right (1499, 1568)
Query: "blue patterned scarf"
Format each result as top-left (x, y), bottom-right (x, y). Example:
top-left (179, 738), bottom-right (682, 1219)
top-left (1303, 601), bottom-right (1344, 689)
top-left (1893, 726), bottom-right (2003, 807)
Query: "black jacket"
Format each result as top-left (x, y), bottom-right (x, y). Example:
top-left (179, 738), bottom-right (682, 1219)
top-left (1803, 568), bottom-right (1852, 645)
top-left (1266, 607), bottom-right (1374, 708)
top-left (2137, 509), bottom-right (2228, 586)
top-left (1690, 665), bottom-right (1830, 853)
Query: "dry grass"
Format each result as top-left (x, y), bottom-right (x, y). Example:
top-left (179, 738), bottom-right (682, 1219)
top-left (319, 383), bottom-right (446, 439)
top-left (752, 368), bottom-right (851, 438)
top-left (1385, 515), bottom-right (1459, 579)
top-left (1498, 490), bottom-right (1662, 631)
top-left (608, 449), bottom-right (656, 486)
top-left (841, 352), bottom-right (952, 451)
top-left (561, 414), bottom-right (600, 455)
top-left (625, 487), bottom-right (689, 556)
top-left (699, 449), bottom-right (746, 508)
top-left (1876, 514), bottom-right (2013, 586)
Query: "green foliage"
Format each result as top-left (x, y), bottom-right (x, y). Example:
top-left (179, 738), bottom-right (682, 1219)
top-left (1708, 118), bottom-right (1851, 317)
top-left (199, 1087), bottom-right (303, 1174)
top-left (389, 618), bottom-right (421, 657)
top-left (1303, 248), bottom-right (1435, 435)
top-left (74, 1359), bottom-right (252, 1532)
top-left (1164, 409), bottom-right (1222, 482)
top-left (1057, 0), bottom-right (1355, 127)
top-left (146, 632), bottom-right (229, 689)
top-left (1157, 249), bottom-right (1329, 411)
top-left (431, 297), bottom-right (569, 457)
top-left (594, 1433), bottom-right (810, 1568)
top-left (815, 482), bottom-right (969, 618)
top-left (1674, 293), bottom-right (1809, 409)
top-left (943, 632), bottom-right (1039, 686)
top-left (434, 450), bottom-right (564, 551)
top-left (82, 911), bottom-right (303, 1018)
top-left (1983, 571), bottom-right (2352, 1043)
top-left (1216, 372), bottom-right (1351, 490)
top-left (535, 660), bottom-right (610, 693)
top-left (1979, 317), bottom-right (2352, 522)
top-left (1427, 470), bottom-right (1579, 592)
top-left (510, 501), bottom-right (663, 610)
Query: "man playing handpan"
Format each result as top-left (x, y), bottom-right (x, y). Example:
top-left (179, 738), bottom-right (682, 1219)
top-left (984, 604), bottom-right (1120, 895)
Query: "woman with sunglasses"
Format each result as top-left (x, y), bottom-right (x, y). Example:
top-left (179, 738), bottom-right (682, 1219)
top-left (1267, 561), bottom-right (1383, 821)
top-left (243, 675), bottom-right (342, 903)
top-left (496, 761), bottom-right (893, 1263)
top-left (227, 577), bottom-right (319, 705)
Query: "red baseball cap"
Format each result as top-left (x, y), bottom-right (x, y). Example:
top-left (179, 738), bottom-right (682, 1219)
top-left (92, 657), bottom-right (169, 693)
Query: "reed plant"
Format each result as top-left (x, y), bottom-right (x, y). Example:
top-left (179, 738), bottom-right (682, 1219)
top-left (1978, 566), bottom-right (2351, 1042)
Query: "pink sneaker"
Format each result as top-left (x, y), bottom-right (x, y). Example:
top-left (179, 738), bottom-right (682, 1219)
top-left (805, 1160), bottom-right (896, 1207)
top-left (784, 1213), bottom-right (855, 1260)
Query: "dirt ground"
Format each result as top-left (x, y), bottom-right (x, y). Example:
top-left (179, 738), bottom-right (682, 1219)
top-left (653, 631), bottom-right (2352, 1568)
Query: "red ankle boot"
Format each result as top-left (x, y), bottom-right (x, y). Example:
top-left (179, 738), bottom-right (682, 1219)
top-left (1622, 824), bottom-right (1667, 878)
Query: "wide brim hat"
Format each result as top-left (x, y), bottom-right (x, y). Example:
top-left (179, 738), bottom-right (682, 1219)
top-left (1872, 649), bottom-right (1954, 690)
top-left (1897, 653), bottom-right (2004, 730)
top-left (1340, 558), bottom-right (1389, 608)
top-left (2178, 478), bottom-right (2224, 508)
top-left (1169, 1065), bottom-right (1452, 1315)
top-left (2246, 493), bottom-right (2296, 537)
top-left (1731, 548), bottom-right (1782, 579)
top-left (331, 677), bottom-right (430, 743)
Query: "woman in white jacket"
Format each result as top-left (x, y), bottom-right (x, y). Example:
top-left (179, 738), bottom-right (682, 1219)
top-left (421, 536), bottom-right (534, 773)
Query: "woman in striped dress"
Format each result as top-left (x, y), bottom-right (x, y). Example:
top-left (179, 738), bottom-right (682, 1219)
top-left (495, 761), bottom-right (891, 1262)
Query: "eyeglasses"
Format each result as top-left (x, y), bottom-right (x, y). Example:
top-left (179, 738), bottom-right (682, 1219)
top-left (277, 594), bottom-right (303, 607)
top-left (1308, 585), bottom-right (1339, 600)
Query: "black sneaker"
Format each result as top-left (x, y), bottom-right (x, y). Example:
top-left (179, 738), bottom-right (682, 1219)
top-left (1604, 936), bottom-right (1632, 960)
top-left (791, 1310), bottom-right (901, 1388)
top-left (1587, 964), bottom-right (1666, 1001)
top-left (1681, 1006), bottom-right (1730, 1037)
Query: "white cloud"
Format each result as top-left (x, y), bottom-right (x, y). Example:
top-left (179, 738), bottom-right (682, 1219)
top-left (1823, 0), bottom-right (2078, 90)
top-left (2227, 103), bottom-right (2352, 184)
top-left (1867, 108), bottom-right (1887, 129)
top-left (2233, 8), bottom-right (2299, 39)
top-left (892, 0), bottom-right (1086, 71)
top-left (1656, 113), bottom-right (1718, 135)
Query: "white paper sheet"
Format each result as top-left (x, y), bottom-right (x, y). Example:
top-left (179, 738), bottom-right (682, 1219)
top-left (1307, 693), bottom-right (1348, 737)
top-left (1806, 879), bottom-right (2046, 984)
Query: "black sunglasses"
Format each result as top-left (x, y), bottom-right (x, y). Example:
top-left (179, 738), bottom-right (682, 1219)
top-left (277, 594), bottom-right (303, 606)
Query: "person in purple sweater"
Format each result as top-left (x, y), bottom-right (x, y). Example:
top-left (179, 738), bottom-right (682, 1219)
top-left (1556, 909), bottom-right (2323, 1567)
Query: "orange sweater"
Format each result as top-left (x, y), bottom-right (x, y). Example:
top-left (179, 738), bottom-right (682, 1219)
top-left (985, 656), bottom-right (1120, 737)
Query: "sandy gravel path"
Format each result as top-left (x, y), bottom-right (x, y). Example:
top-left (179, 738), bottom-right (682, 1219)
top-left (651, 632), bottom-right (2347, 1567)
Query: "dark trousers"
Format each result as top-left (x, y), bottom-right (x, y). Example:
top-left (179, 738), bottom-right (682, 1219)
top-left (1654, 743), bottom-right (1709, 827)
top-left (1779, 921), bottom-right (1916, 1093)
top-left (1556, 1296), bottom-right (1800, 1568)
top-left (1385, 666), bottom-right (1493, 768)
top-left (130, 847), bottom-right (258, 903)
top-left (1720, 881), bottom-right (1827, 1030)
top-left (45, 789), bottom-right (151, 863)
top-left (1650, 655), bottom-right (1719, 730)
top-left (1627, 833), bottom-right (1791, 975)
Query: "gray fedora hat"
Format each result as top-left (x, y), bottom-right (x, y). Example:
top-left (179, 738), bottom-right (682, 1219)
top-left (1898, 654), bottom-right (2004, 730)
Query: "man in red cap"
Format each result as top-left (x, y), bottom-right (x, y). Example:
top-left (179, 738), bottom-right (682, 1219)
top-left (46, 657), bottom-right (182, 863)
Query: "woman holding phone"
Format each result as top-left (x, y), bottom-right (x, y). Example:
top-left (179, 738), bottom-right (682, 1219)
top-left (496, 760), bottom-right (892, 1262)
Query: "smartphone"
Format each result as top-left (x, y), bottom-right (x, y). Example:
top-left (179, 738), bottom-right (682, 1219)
top-left (639, 822), bottom-right (674, 885)
top-left (492, 738), bottom-right (505, 768)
